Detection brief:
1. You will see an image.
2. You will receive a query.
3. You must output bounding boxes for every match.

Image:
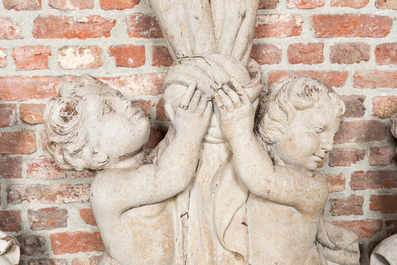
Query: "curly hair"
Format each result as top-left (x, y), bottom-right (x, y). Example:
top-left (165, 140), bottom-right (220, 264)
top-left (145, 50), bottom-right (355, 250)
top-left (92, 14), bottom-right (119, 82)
top-left (255, 76), bottom-right (346, 147)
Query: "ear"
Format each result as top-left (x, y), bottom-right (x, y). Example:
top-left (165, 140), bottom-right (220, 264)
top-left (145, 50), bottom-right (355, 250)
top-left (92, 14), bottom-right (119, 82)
top-left (165, 103), bottom-right (175, 122)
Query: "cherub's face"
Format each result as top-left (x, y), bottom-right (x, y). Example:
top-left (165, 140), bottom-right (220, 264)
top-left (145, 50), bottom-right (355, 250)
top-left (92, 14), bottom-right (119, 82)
top-left (272, 101), bottom-right (341, 171)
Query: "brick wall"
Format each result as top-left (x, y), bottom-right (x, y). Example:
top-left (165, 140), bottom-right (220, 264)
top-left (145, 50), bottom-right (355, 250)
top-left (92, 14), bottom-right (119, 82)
top-left (0, 0), bottom-right (395, 264)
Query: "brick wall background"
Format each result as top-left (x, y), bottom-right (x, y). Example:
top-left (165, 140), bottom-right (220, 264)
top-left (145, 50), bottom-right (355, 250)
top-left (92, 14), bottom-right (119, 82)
top-left (0, 0), bottom-right (395, 264)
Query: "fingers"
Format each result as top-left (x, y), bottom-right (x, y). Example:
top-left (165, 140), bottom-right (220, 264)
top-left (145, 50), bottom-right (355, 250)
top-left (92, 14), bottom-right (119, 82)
top-left (202, 101), bottom-right (212, 119)
top-left (196, 94), bottom-right (209, 116)
top-left (222, 84), bottom-right (241, 108)
top-left (189, 90), bottom-right (201, 112)
top-left (231, 79), bottom-right (250, 104)
top-left (180, 81), bottom-right (197, 108)
top-left (214, 91), bottom-right (224, 110)
top-left (165, 103), bottom-right (175, 121)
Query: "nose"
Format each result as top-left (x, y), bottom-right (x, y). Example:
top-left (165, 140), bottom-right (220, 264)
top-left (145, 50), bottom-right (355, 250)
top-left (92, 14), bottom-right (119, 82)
top-left (321, 136), bottom-right (334, 152)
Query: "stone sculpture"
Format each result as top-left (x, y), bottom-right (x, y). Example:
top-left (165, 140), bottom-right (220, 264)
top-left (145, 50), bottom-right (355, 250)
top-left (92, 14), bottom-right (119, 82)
top-left (0, 231), bottom-right (20, 265)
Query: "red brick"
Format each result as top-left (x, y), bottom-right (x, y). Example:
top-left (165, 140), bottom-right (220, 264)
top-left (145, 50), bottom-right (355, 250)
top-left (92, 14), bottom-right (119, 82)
top-left (17, 235), bottom-right (46, 256)
top-left (255, 14), bottom-right (303, 38)
top-left (330, 195), bottom-right (364, 216)
top-left (153, 46), bottom-right (173, 67)
top-left (0, 47), bottom-right (7, 68)
top-left (20, 103), bottom-right (46, 124)
top-left (49, 0), bottom-right (94, 10)
top-left (50, 231), bottom-right (105, 254)
top-left (287, 0), bottom-right (325, 8)
top-left (28, 207), bottom-right (68, 230)
top-left (28, 259), bottom-right (67, 265)
top-left (354, 70), bottom-right (397, 89)
top-left (100, 0), bottom-right (139, 10)
top-left (386, 220), bottom-right (397, 236)
top-left (341, 95), bottom-right (366, 118)
top-left (70, 171), bottom-right (95, 178)
top-left (376, 0), bottom-right (397, 9)
top-left (79, 209), bottom-right (97, 226)
top-left (109, 45), bottom-right (145, 68)
top-left (72, 256), bottom-right (102, 265)
top-left (12, 46), bottom-right (51, 70)
top-left (145, 126), bottom-right (168, 149)
top-left (330, 42), bottom-right (370, 64)
top-left (351, 170), bottom-right (397, 190)
top-left (8, 184), bottom-right (90, 204)
top-left (127, 13), bottom-right (163, 39)
top-left (331, 0), bottom-right (368, 8)
top-left (3, 0), bottom-right (41, 10)
top-left (58, 46), bottom-right (102, 69)
top-left (156, 98), bottom-right (169, 121)
top-left (332, 219), bottom-right (382, 239)
top-left (287, 43), bottom-right (324, 64)
top-left (98, 73), bottom-right (165, 97)
top-left (325, 173), bottom-right (346, 193)
top-left (259, 0), bottom-right (279, 8)
top-left (312, 14), bottom-right (392, 38)
top-left (250, 43), bottom-right (282, 65)
top-left (329, 147), bottom-right (365, 167)
top-left (27, 156), bottom-right (66, 179)
top-left (0, 76), bottom-right (72, 101)
top-left (370, 195), bottom-right (397, 214)
top-left (0, 17), bottom-right (22, 39)
top-left (0, 104), bottom-right (17, 127)
top-left (370, 146), bottom-right (396, 166)
top-left (33, 15), bottom-right (116, 39)
top-left (0, 210), bottom-right (21, 232)
top-left (375, 43), bottom-right (397, 65)
top-left (268, 70), bottom-right (348, 88)
top-left (373, 96), bottom-right (397, 119)
top-left (0, 131), bottom-right (37, 154)
top-left (132, 99), bottom-right (152, 117)
top-left (0, 156), bottom-right (22, 179)
top-left (334, 120), bottom-right (387, 144)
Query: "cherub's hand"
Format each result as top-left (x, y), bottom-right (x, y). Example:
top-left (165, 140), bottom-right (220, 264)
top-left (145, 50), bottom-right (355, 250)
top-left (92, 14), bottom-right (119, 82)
top-left (214, 79), bottom-right (255, 141)
top-left (173, 81), bottom-right (212, 140)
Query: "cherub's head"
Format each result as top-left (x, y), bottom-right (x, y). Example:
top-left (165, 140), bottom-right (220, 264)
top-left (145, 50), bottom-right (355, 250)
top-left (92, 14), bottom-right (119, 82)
top-left (44, 75), bottom-right (150, 171)
top-left (255, 77), bottom-right (346, 171)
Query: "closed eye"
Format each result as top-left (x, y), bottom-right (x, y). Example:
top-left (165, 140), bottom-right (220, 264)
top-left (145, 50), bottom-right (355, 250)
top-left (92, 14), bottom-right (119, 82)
top-left (315, 127), bottom-right (324, 134)
top-left (102, 104), bottom-right (113, 115)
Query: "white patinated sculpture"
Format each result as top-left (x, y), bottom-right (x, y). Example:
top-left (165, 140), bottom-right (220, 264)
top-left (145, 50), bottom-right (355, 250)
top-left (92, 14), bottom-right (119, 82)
top-left (0, 231), bottom-right (20, 265)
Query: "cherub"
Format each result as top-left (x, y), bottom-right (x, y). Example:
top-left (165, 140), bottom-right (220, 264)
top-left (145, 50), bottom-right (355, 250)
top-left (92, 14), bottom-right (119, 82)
top-left (214, 77), bottom-right (359, 265)
top-left (45, 75), bottom-right (212, 265)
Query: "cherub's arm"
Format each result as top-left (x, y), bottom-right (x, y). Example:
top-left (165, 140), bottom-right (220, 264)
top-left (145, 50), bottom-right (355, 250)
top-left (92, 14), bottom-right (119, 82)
top-left (215, 82), bottom-right (327, 215)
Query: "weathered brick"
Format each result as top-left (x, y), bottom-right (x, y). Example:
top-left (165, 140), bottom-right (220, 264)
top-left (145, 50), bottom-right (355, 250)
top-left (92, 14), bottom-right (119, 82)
top-left (79, 209), bottom-right (97, 226)
top-left (331, 219), bottom-right (382, 239)
top-left (12, 46), bottom-right (51, 70)
top-left (98, 73), bottom-right (165, 97)
top-left (250, 43), bottom-right (282, 65)
top-left (334, 120), bottom-right (387, 144)
top-left (58, 46), bottom-right (102, 69)
top-left (17, 235), bottom-right (46, 256)
top-left (375, 43), bottom-right (397, 65)
top-left (369, 146), bottom-right (396, 166)
top-left (70, 171), bottom-right (95, 178)
top-left (255, 14), bottom-right (303, 38)
top-left (258, 0), bottom-right (279, 8)
top-left (0, 210), bottom-right (21, 231)
top-left (146, 126), bottom-right (168, 149)
top-left (370, 195), bottom-right (397, 214)
top-left (127, 13), bottom-right (163, 39)
top-left (0, 104), bottom-right (17, 127)
top-left (287, 43), bottom-right (324, 64)
top-left (33, 15), bottom-right (116, 39)
top-left (28, 259), bottom-right (67, 265)
top-left (330, 195), bottom-right (364, 216)
top-left (331, 0), bottom-right (369, 8)
top-left (354, 70), bottom-right (397, 89)
top-left (8, 184), bottom-right (90, 204)
top-left (329, 147), bottom-right (365, 167)
top-left (40, 129), bottom-right (48, 152)
top-left (20, 103), bottom-right (46, 124)
top-left (100, 0), bottom-right (139, 10)
top-left (386, 220), bottom-right (397, 236)
top-left (50, 232), bottom-right (105, 254)
top-left (373, 96), bottom-right (397, 119)
top-left (325, 173), bottom-right (346, 193)
top-left (341, 95), bottom-right (366, 118)
top-left (49, 0), bottom-right (94, 10)
top-left (72, 256), bottom-right (102, 265)
top-left (268, 70), bottom-right (348, 88)
top-left (27, 156), bottom-right (66, 179)
top-left (0, 76), bottom-right (73, 101)
top-left (351, 170), bottom-right (397, 190)
top-left (0, 156), bottom-right (22, 179)
top-left (0, 17), bottom-right (22, 39)
top-left (376, 0), bottom-right (397, 9)
top-left (156, 98), bottom-right (169, 121)
top-left (3, 0), bottom-right (41, 10)
top-left (0, 47), bottom-right (7, 68)
top-left (287, 0), bottom-right (324, 8)
top-left (28, 207), bottom-right (68, 230)
top-left (109, 45), bottom-right (145, 68)
top-left (330, 43), bottom-right (370, 64)
top-left (0, 131), bottom-right (37, 154)
top-left (312, 14), bottom-right (392, 38)
top-left (132, 99), bottom-right (152, 118)
top-left (153, 46), bottom-right (173, 67)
